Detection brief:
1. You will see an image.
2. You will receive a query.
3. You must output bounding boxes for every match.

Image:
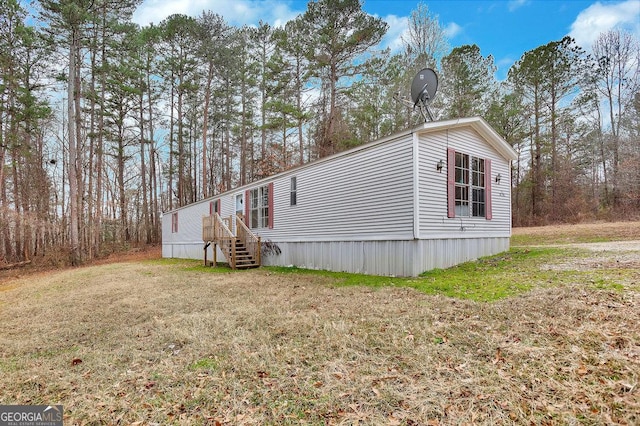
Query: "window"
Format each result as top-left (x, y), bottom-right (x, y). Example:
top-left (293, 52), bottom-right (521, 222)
top-left (456, 153), bottom-right (485, 217)
top-left (235, 194), bottom-right (243, 216)
top-left (471, 157), bottom-right (485, 217)
top-left (454, 152), bottom-right (470, 216)
top-left (250, 185), bottom-right (271, 228)
top-left (290, 176), bottom-right (297, 206)
top-left (209, 199), bottom-right (220, 216)
top-left (448, 148), bottom-right (491, 219)
top-left (171, 212), bottom-right (178, 233)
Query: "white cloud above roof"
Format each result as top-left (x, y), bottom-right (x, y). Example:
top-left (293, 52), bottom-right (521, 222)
top-left (378, 15), bottom-right (462, 54)
top-left (569, 0), bottom-right (640, 50)
top-left (444, 22), bottom-right (462, 38)
top-left (133, 0), bottom-right (423, 58)
top-left (508, 0), bottom-right (530, 12)
top-left (379, 14), bottom-right (408, 52)
top-left (132, 0), bottom-right (302, 27)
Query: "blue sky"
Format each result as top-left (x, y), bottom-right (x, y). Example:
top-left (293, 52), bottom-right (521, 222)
top-left (131, 0), bottom-right (640, 80)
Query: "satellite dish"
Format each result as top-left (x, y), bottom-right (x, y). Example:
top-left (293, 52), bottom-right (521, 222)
top-left (410, 68), bottom-right (438, 122)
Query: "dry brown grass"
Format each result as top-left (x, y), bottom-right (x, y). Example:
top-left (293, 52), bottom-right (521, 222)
top-left (512, 220), bottom-right (640, 245)
top-left (0, 262), bottom-right (638, 424)
top-left (0, 223), bottom-right (639, 425)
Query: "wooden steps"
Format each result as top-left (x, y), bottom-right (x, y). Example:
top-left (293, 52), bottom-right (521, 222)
top-left (203, 214), bottom-right (261, 270)
top-left (233, 240), bottom-right (259, 269)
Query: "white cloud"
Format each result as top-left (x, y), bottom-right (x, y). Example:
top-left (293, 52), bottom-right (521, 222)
top-left (132, 0), bottom-right (302, 27)
top-left (497, 56), bottom-right (516, 69)
top-left (132, 0), bottom-right (206, 26)
top-left (380, 16), bottom-right (463, 54)
top-left (569, 0), bottom-right (640, 50)
top-left (380, 14), bottom-right (408, 52)
top-left (444, 22), bottom-right (462, 38)
top-left (508, 0), bottom-right (529, 12)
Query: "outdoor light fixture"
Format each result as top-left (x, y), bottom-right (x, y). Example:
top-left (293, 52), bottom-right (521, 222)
top-left (436, 159), bottom-right (444, 172)
top-left (495, 173), bottom-right (502, 184)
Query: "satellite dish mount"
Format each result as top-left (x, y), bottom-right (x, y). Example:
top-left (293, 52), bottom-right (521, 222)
top-left (410, 68), bottom-right (438, 122)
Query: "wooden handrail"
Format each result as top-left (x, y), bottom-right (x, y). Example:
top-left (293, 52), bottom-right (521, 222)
top-left (202, 213), bottom-right (260, 269)
top-left (203, 214), bottom-right (237, 269)
top-left (202, 215), bottom-right (215, 242)
top-left (235, 215), bottom-right (261, 267)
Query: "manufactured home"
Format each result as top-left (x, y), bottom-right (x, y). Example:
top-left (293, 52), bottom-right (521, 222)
top-left (162, 117), bottom-right (518, 277)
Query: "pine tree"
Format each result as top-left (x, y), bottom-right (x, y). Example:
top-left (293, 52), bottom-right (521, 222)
top-left (40, 0), bottom-right (94, 264)
top-left (298, 0), bottom-right (388, 157)
top-left (441, 44), bottom-right (497, 119)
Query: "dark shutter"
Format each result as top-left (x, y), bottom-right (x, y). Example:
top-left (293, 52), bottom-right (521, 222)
top-left (268, 182), bottom-right (274, 229)
top-left (447, 148), bottom-right (456, 218)
top-left (485, 159), bottom-right (493, 220)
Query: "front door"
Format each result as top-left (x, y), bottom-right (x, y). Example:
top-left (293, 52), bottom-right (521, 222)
top-left (235, 194), bottom-right (244, 233)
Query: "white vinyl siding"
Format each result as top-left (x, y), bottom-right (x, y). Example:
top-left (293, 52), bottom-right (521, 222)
top-left (161, 118), bottom-right (516, 275)
top-left (161, 200), bottom-right (215, 259)
top-left (259, 136), bottom-right (415, 241)
top-left (418, 127), bottom-right (511, 238)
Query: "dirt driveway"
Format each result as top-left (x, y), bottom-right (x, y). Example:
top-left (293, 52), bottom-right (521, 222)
top-left (569, 240), bottom-right (640, 252)
top-left (532, 240), bottom-right (640, 273)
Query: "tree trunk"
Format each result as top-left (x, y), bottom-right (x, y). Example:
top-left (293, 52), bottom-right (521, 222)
top-left (146, 62), bottom-right (159, 242)
top-left (176, 53), bottom-right (185, 207)
top-left (139, 82), bottom-right (150, 244)
top-left (296, 57), bottom-right (304, 165)
top-left (117, 107), bottom-right (129, 242)
top-left (240, 78), bottom-right (247, 184)
top-left (74, 30), bottom-right (84, 258)
top-left (202, 62), bottom-right (213, 198)
top-left (168, 68), bottom-right (175, 211)
top-left (325, 61), bottom-right (338, 157)
top-left (11, 146), bottom-right (22, 261)
top-left (550, 87), bottom-right (558, 215)
top-left (87, 20), bottom-right (98, 260)
top-left (68, 27), bottom-right (80, 265)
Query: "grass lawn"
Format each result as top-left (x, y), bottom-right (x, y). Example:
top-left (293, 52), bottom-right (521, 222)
top-left (511, 220), bottom-right (640, 245)
top-left (0, 223), bottom-right (638, 425)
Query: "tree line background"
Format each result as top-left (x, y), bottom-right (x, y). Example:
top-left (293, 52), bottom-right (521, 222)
top-left (1, 0), bottom-right (639, 266)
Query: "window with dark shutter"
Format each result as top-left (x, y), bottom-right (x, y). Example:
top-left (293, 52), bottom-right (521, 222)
top-left (171, 212), bottom-right (178, 233)
top-left (248, 184), bottom-right (273, 229)
top-left (447, 148), bottom-right (456, 218)
top-left (209, 200), bottom-right (221, 216)
top-left (268, 182), bottom-right (274, 229)
top-left (447, 149), bottom-right (490, 219)
top-left (290, 176), bottom-right (297, 206)
top-left (485, 160), bottom-right (492, 220)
